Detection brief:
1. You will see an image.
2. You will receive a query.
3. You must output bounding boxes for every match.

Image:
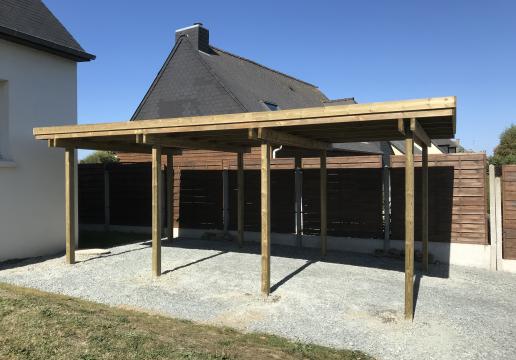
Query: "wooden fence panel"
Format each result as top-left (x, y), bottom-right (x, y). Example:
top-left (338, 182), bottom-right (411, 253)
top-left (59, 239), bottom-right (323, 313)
top-left (390, 153), bottom-right (488, 244)
top-left (108, 163), bottom-right (152, 226)
top-left (78, 164), bottom-right (105, 224)
top-left (502, 165), bottom-right (516, 259)
top-left (302, 168), bottom-right (383, 238)
top-left (228, 170), bottom-right (295, 233)
top-left (178, 170), bottom-right (223, 230)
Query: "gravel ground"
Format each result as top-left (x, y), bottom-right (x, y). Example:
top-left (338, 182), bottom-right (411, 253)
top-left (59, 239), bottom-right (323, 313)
top-left (1, 238), bottom-right (515, 360)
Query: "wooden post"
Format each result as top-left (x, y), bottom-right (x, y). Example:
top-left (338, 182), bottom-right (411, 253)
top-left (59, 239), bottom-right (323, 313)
top-left (237, 152), bottom-right (244, 246)
top-left (103, 166), bottom-right (110, 231)
top-left (405, 130), bottom-right (415, 320)
top-left (320, 150), bottom-right (327, 257)
top-left (495, 176), bottom-right (503, 269)
top-left (152, 146), bottom-right (162, 276)
top-left (167, 154), bottom-right (173, 241)
top-left (295, 156), bottom-right (303, 247)
top-left (65, 148), bottom-right (75, 264)
top-left (223, 169), bottom-right (229, 233)
top-left (261, 143), bottom-right (271, 296)
top-left (489, 165), bottom-right (498, 270)
top-left (382, 155), bottom-right (391, 252)
top-left (422, 145), bottom-right (429, 272)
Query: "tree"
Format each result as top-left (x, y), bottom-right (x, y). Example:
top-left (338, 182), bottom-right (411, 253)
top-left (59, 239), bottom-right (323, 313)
top-left (80, 151), bottom-right (119, 164)
top-left (490, 125), bottom-right (516, 166)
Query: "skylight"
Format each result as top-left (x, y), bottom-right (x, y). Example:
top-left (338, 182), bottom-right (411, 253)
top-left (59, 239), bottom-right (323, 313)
top-left (263, 101), bottom-right (279, 111)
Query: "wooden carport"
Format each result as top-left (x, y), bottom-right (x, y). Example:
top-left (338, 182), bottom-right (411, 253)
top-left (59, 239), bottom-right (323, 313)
top-left (34, 96), bottom-right (456, 319)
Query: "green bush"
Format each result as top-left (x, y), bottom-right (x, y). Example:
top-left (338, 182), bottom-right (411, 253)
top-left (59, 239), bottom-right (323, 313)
top-left (490, 125), bottom-right (516, 166)
top-left (80, 151), bottom-right (119, 164)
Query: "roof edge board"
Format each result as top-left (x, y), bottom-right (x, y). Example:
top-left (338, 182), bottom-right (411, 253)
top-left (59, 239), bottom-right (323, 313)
top-left (0, 25), bottom-right (95, 62)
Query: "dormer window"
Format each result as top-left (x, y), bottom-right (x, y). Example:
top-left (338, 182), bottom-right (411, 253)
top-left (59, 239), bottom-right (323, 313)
top-left (263, 101), bottom-right (279, 111)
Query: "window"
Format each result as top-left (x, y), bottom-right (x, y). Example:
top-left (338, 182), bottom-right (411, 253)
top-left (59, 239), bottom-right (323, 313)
top-left (0, 80), bottom-right (9, 160)
top-left (263, 101), bottom-right (279, 111)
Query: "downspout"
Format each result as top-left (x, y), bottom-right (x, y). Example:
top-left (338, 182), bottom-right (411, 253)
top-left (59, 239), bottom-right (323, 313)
top-left (272, 145), bottom-right (283, 159)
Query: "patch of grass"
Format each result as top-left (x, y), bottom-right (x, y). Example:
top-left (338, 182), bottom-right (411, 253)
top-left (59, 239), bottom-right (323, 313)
top-left (0, 283), bottom-right (373, 360)
top-left (78, 230), bottom-right (149, 249)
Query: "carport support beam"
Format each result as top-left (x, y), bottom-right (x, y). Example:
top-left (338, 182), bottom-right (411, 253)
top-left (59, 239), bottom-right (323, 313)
top-left (261, 143), bottom-right (271, 296)
top-left (167, 154), bottom-right (173, 241)
top-left (295, 156), bottom-right (303, 247)
top-left (65, 148), bottom-right (75, 264)
top-left (405, 129), bottom-right (415, 320)
top-left (237, 152), bottom-right (245, 246)
top-left (422, 145), bottom-right (429, 272)
top-left (152, 146), bottom-right (162, 276)
top-left (320, 151), bottom-right (327, 257)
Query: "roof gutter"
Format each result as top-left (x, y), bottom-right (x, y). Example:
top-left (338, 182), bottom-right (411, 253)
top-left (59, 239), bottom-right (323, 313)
top-left (0, 26), bottom-right (95, 62)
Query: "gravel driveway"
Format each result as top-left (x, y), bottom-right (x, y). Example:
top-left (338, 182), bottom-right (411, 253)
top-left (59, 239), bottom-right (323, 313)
top-left (1, 238), bottom-right (515, 360)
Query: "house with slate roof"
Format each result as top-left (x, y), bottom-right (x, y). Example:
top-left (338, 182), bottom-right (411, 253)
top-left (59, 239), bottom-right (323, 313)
top-left (0, 0), bottom-right (94, 260)
top-left (123, 23), bottom-right (451, 159)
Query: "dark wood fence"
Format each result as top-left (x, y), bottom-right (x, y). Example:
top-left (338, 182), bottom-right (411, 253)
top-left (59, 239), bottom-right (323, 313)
top-left (302, 169), bottom-right (383, 238)
top-left (78, 164), bottom-right (105, 224)
top-left (391, 153), bottom-right (488, 244)
top-left (179, 170), bottom-right (223, 229)
top-left (79, 153), bottom-right (488, 244)
top-left (502, 165), bottom-right (516, 259)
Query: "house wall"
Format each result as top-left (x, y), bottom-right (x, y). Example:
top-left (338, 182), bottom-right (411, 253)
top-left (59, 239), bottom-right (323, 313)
top-left (0, 39), bottom-right (77, 261)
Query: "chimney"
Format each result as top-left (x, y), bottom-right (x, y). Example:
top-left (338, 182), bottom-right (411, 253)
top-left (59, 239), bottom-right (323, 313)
top-left (175, 23), bottom-right (210, 52)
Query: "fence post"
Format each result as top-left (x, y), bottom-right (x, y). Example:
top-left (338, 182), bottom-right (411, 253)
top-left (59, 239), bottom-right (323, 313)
top-left (295, 156), bottom-right (303, 247)
top-left (104, 166), bottom-right (110, 232)
top-left (495, 175), bottom-right (503, 270)
top-left (489, 165), bottom-right (497, 270)
top-left (222, 169), bottom-right (229, 233)
top-left (382, 155), bottom-right (391, 252)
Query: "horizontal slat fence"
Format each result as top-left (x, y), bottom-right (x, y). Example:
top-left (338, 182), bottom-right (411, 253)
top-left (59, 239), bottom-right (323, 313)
top-left (228, 170), bottom-right (295, 233)
top-left (78, 151), bottom-right (488, 245)
top-left (108, 163), bottom-right (152, 226)
top-left (390, 153), bottom-right (488, 244)
top-left (502, 165), bottom-right (516, 259)
top-left (78, 164), bottom-right (105, 224)
top-left (179, 170), bottom-right (223, 229)
top-left (302, 169), bottom-right (383, 237)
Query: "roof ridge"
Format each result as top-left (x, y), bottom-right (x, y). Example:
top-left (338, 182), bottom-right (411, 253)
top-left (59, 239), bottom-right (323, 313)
top-left (131, 36), bottom-right (247, 120)
top-left (130, 38), bottom-right (184, 120)
top-left (211, 46), bottom-right (320, 89)
top-left (323, 97), bottom-right (355, 103)
top-left (190, 39), bottom-right (248, 112)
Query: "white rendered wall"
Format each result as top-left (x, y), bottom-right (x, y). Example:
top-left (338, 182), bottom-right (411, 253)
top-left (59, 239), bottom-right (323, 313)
top-left (0, 39), bottom-right (77, 261)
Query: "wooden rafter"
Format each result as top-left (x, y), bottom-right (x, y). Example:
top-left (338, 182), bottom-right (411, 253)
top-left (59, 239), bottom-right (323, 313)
top-left (410, 118), bottom-right (431, 147)
top-left (248, 128), bottom-right (332, 150)
top-left (48, 138), bottom-right (179, 155)
top-left (142, 134), bottom-right (250, 153)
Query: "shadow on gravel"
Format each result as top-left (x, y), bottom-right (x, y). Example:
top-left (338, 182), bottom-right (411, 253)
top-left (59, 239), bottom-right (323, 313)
top-left (271, 260), bottom-right (316, 293)
top-left (159, 237), bottom-right (450, 280)
top-left (0, 252), bottom-right (63, 271)
top-left (162, 250), bottom-right (228, 275)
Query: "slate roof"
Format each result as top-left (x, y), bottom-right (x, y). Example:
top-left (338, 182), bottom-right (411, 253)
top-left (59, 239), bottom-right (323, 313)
top-left (132, 32), bottom-right (328, 120)
top-left (0, 0), bottom-right (94, 61)
top-left (131, 24), bottom-right (398, 157)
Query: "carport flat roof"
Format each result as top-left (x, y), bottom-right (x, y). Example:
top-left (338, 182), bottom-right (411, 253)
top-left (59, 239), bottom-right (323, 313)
top-left (34, 96), bottom-right (456, 153)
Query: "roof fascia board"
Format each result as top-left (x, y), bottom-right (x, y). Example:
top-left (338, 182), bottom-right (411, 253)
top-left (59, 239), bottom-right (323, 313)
top-left (0, 26), bottom-right (95, 62)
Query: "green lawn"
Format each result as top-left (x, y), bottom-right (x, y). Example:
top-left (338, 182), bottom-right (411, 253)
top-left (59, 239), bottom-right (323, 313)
top-left (0, 283), bottom-right (373, 360)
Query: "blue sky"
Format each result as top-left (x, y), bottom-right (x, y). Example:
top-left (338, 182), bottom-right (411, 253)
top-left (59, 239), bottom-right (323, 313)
top-left (45, 0), bottom-right (515, 155)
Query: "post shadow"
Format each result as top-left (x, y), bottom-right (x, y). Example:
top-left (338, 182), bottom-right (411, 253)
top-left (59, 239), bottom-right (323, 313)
top-left (162, 250), bottom-right (227, 275)
top-left (270, 260), bottom-right (316, 293)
